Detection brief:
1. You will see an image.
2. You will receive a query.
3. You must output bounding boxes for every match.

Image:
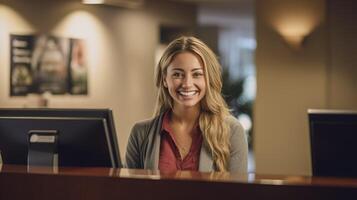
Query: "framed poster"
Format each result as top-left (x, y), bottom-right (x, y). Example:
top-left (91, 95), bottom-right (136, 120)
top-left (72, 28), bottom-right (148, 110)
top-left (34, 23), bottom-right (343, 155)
top-left (10, 34), bottom-right (34, 95)
top-left (10, 34), bottom-right (88, 96)
top-left (69, 39), bottom-right (88, 95)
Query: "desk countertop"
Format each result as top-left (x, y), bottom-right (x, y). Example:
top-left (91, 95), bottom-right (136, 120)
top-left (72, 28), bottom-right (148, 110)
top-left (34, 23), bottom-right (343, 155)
top-left (2, 164), bottom-right (357, 188)
top-left (1, 164), bottom-right (357, 200)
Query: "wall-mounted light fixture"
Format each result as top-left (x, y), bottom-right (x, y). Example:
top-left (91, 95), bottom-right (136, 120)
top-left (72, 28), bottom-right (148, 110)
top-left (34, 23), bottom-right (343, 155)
top-left (274, 18), bottom-right (314, 50)
top-left (82, 0), bottom-right (105, 4)
top-left (263, 0), bottom-right (325, 50)
top-left (82, 0), bottom-right (144, 8)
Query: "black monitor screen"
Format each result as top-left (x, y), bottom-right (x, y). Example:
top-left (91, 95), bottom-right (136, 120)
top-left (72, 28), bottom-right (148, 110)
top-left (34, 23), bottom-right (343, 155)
top-left (0, 108), bottom-right (121, 167)
top-left (309, 109), bottom-right (357, 177)
top-left (0, 108), bottom-right (121, 168)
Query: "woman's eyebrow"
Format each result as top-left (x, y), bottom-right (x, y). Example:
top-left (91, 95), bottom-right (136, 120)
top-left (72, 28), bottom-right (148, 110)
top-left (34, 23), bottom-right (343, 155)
top-left (170, 67), bottom-right (203, 72)
top-left (171, 68), bottom-right (184, 72)
top-left (192, 68), bottom-right (203, 72)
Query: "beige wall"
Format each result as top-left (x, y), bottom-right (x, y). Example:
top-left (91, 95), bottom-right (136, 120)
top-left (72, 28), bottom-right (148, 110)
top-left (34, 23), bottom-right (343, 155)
top-left (255, 0), bottom-right (357, 176)
top-left (254, 0), bottom-right (327, 175)
top-left (0, 0), bottom-right (196, 161)
top-left (327, 0), bottom-right (357, 109)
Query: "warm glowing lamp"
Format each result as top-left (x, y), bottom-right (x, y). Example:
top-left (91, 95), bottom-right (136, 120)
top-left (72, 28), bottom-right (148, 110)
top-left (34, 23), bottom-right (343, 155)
top-left (82, 0), bottom-right (144, 8)
top-left (82, 0), bottom-right (104, 4)
top-left (281, 35), bottom-right (305, 50)
top-left (275, 21), bottom-right (313, 50)
top-left (264, 1), bottom-right (325, 51)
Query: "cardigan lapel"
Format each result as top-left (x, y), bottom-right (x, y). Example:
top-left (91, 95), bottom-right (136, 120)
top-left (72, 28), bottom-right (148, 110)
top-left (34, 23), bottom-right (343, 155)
top-left (145, 113), bottom-right (164, 170)
top-left (199, 144), bottom-right (214, 172)
top-left (152, 130), bottom-right (161, 170)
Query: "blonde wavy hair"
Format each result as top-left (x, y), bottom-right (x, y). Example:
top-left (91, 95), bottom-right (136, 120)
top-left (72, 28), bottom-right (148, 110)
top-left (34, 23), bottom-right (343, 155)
top-left (154, 36), bottom-right (231, 171)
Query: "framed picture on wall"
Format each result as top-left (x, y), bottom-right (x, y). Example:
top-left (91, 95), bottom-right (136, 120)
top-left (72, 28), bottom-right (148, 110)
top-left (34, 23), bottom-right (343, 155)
top-left (10, 34), bottom-right (35, 95)
top-left (69, 38), bottom-right (88, 95)
top-left (10, 34), bottom-right (88, 96)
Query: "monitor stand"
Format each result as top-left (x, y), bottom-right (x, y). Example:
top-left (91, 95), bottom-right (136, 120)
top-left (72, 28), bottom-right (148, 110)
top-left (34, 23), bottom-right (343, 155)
top-left (28, 130), bottom-right (58, 170)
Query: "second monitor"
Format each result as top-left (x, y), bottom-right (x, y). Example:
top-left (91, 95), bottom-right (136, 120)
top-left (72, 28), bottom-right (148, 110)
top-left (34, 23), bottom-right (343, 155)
top-left (0, 108), bottom-right (121, 168)
top-left (309, 109), bottom-right (357, 177)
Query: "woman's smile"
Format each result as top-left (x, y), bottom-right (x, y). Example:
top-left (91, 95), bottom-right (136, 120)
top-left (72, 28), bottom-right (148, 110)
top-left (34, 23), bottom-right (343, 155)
top-left (177, 90), bottom-right (199, 97)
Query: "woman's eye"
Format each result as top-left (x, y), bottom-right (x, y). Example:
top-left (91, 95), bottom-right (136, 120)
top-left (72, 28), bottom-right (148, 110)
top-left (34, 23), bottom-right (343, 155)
top-left (193, 72), bottom-right (203, 78)
top-left (172, 73), bottom-right (183, 78)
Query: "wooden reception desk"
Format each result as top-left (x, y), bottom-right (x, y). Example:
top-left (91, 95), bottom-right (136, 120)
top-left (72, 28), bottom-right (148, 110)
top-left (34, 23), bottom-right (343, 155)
top-left (1, 164), bottom-right (357, 200)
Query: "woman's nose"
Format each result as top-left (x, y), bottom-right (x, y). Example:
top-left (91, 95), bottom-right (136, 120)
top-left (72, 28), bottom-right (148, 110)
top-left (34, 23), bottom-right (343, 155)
top-left (182, 75), bottom-right (193, 87)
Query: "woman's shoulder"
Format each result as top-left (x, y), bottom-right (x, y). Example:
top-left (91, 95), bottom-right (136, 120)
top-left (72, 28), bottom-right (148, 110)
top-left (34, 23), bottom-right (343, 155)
top-left (132, 115), bottom-right (161, 131)
top-left (133, 117), bottom-right (157, 128)
top-left (130, 114), bottom-right (163, 138)
top-left (224, 115), bottom-right (245, 139)
top-left (225, 115), bottom-right (244, 130)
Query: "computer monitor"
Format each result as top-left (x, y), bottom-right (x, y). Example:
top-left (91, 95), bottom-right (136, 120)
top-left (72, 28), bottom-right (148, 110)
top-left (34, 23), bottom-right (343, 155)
top-left (0, 108), bottom-right (122, 168)
top-left (309, 109), bottom-right (357, 177)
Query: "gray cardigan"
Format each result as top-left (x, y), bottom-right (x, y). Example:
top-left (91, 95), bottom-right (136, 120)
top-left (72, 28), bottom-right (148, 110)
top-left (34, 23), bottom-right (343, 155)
top-left (125, 112), bottom-right (248, 173)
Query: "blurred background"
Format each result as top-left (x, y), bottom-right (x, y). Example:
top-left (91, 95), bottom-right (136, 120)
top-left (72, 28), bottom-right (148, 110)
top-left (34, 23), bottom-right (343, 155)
top-left (0, 0), bottom-right (356, 176)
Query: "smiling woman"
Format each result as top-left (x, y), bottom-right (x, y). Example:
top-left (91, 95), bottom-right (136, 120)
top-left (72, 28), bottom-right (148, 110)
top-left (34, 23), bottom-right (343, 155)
top-left (164, 52), bottom-right (206, 109)
top-left (125, 36), bottom-right (248, 173)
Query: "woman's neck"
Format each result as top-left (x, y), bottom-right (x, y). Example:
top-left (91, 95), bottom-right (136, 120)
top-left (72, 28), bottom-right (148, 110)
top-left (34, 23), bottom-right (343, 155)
top-left (171, 105), bottom-right (200, 126)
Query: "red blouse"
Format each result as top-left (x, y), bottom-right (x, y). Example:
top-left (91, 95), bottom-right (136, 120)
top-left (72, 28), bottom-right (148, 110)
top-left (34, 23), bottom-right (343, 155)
top-left (159, 111), bottom-right (203, 172)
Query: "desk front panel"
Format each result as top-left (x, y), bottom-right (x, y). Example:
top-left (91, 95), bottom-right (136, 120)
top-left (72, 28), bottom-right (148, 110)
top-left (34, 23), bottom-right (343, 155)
top-left (1, 165), bottom-right (357, 200)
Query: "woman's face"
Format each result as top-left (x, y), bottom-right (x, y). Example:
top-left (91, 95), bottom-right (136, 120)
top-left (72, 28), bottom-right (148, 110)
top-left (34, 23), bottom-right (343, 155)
top-left (164, 52), bottom-right (206, 110)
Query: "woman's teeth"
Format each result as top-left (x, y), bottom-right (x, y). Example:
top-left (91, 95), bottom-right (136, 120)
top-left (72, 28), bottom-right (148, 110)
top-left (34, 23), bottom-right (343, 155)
top-left (178, 91), bottom-right (197, 96)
